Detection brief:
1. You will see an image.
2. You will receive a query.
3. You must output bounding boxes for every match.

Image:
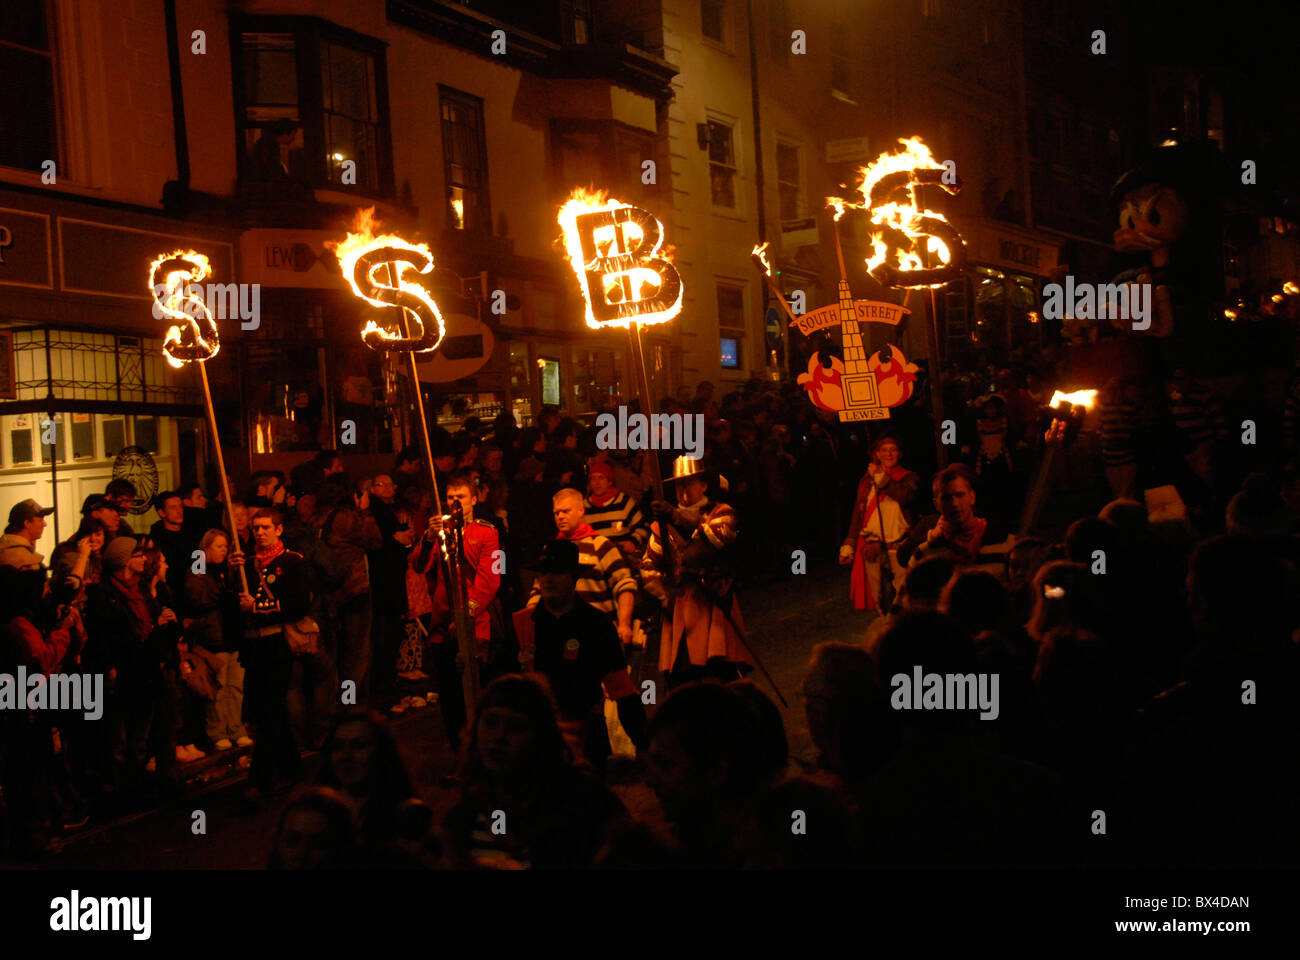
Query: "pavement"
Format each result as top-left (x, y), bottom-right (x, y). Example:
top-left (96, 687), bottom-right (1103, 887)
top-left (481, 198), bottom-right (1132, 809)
top-left (17, 555), bottom-right (866, 869)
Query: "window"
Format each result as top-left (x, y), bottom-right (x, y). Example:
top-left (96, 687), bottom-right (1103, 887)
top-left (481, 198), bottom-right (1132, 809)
top-left (708, 120), bottom-right (737, 209)
top-left (0, 0), bottom-right (57, 172)
top-left (71, 413), bottom-right (94, 460)
top-left (235, 19), bottom-right (391, 194)
top-left (717, 283), bottom-right (746, 370)
top-left (321, 39), bottom-right (381, 190)
top-left (240, 33), bottom-right (302, 182)
top-left (769, 0), bottom-right (789, 61)
top-left (40, 414), bottom-right (61, 464)
top-left (102, 417), bottom-right (126, 458)
top-left (830, 25), bottom-right (853, 99)
top-left (565, 0), bottom-right (593, 44)
top-left (777, 142), bottom-right (801, 220)
top-left (720, 337), bottom-right (740, 369)
top-left (701, 0), bottom-right (726, 42)
top-left (9, 416), bottom-right (33, 465)
top-left (440, 87), bottom-right (491, 232)
top-left (134, 416), bottom-right (159, 455)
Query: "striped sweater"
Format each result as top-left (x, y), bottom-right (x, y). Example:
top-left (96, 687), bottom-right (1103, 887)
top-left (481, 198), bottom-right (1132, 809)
top-left (1168, 382), bottom-right (1225, 446)
top-left (583, 491), bottom-right (649, 551)
top-left (641, 499), bottom-right (737, 597)
top-left (525, 529), bottom-right (638, 622)
top-left (1098, 399), bottom-right (1141, 467)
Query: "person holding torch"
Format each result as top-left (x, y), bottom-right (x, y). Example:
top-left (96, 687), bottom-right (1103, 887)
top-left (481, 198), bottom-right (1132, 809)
top-left (839, 435), bottom-right (919, 614)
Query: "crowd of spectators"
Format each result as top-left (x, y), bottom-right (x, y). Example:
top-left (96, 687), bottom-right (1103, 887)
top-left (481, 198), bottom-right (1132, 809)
top-left (2, 368), bottom-right (1297, 868)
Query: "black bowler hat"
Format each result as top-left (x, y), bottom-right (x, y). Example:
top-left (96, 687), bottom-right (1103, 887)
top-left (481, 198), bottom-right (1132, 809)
top-left (530, 539), bottom-right (580, 576)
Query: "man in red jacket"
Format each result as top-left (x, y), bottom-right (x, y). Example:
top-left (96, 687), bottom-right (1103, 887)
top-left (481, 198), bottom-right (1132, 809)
top-left (423, 470), bottom-right (516, 749)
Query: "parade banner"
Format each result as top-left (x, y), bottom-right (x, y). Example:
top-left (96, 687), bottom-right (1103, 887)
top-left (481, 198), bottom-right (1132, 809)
top-left (791, 299), bottom-right (910, 336)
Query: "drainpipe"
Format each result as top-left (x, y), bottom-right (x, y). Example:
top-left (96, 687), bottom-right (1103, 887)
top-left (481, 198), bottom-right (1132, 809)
top-left (161, 0), bottom-right (191, 211)
top-left (747, 0), bottom-right (774, 379)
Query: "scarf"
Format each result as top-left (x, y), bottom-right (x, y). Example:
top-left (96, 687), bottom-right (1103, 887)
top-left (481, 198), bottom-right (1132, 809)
top-left (254, 540), bottom-right (285, 568)
top-left (934, 516), bottom-right (988, 559)
top-left (587, 488), bottom-right (618, 507)
top-left (111, 575), bottom-right (153, 640)
top-left (849, 468), bottom-right (910, 611)
top-left (559, 522), bottom-right (596, 541)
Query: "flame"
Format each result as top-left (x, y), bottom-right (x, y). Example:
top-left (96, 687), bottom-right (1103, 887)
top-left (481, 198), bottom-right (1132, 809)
top-left (149, 249), bottom-right (216, 369)
top-left (557, 187), bottom-right (682, 329)
top-left (1285, 281), bottom-right (1299, 295)
top-left (827, 137), bottom-right (958, 288)
top-left (751, 242), bottom-right (772, 276)
top-left (1049, 389), bottom-right (1097, 409)
top-left (328, 207), bottom-right (442, 352)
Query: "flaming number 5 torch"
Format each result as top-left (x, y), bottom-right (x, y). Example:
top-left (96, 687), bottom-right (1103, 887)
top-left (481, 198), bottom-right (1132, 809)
top-left (151, 250), bottom-right (248, 593)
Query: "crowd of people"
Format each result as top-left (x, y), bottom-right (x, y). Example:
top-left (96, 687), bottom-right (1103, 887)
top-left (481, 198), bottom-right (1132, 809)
top-left (2, 369), bottom-right (1298, 868)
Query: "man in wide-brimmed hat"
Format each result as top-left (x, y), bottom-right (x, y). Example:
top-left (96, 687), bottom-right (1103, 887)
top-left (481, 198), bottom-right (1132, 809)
top-left (642, 456), bottom-right (754, 689)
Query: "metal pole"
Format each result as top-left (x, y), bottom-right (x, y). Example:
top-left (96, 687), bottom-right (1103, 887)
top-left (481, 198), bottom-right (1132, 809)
top-left (198, 362), bottom-right (249, 594)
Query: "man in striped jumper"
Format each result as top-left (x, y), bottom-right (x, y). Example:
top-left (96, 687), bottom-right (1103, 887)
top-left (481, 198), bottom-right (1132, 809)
top-left (525, 488), bottom-right (638, 647)
top-left (1098, 378), bottom-right (1142, 500)
top-left (583, 460), bottom-right (649, 560)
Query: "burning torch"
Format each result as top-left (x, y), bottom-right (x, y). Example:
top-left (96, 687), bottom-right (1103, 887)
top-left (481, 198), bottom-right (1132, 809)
top-left (329, 210), bottom-right (480, 707)
top-left (150, 250), bottom-right (248, 593)
top-left (1017, 389), bottom-right (1097, 536)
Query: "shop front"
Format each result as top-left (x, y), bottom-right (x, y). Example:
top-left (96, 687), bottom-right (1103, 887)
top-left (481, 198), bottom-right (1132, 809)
top-left (0, 192), bottom-right (233, 538)
top-left (947, 218), bottom-right (1061, 366)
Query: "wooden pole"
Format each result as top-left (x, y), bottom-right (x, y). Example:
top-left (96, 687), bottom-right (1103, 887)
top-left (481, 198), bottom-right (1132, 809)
top-left (381, 262), bottom-right (466, 703)
top-left (197, 361), bottom-right (249, 594)
top-left (927, 285), bottom-right (948, 468)
top-left (626, 323), bottom-right (666, 502)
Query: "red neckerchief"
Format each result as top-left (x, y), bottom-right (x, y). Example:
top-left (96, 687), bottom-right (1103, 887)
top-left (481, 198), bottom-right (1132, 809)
top-left (587, 488), bottom-right (618, 507)
top-left (560, 523), bottom-right (596, 541)
top-left (935, 516), bottom-right (988, 558)
top-left (254, 540), bottom-right (285, 568)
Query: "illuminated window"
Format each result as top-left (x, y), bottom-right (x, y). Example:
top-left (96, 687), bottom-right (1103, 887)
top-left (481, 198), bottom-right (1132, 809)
top-left (777, 142), bottom-right (801, 220)
top-left (440, 87), bottom-right (491, 232)
top-left (701, 0), bottom-right (726, 42)
top-left (720, 337), bottom-right (740, 369)
top-left (717, 283), bottom-right (745, 370)
top-left (0, 0), bottom-right (56, 172)
top-left (708, 120), bottom-right (737, 208)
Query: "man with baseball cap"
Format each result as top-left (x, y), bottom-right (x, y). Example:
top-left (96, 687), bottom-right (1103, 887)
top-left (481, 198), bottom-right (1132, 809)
top-left (82, 494), bottom-right (128, 540)
top-left (515, 538), bottom-right (646, 771)
top-left (0, 498), bottom-right (55, 569)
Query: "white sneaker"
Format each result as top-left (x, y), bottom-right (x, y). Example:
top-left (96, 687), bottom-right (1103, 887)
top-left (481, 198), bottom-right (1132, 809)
top-left (215, 739), bottom-right (234, 751)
